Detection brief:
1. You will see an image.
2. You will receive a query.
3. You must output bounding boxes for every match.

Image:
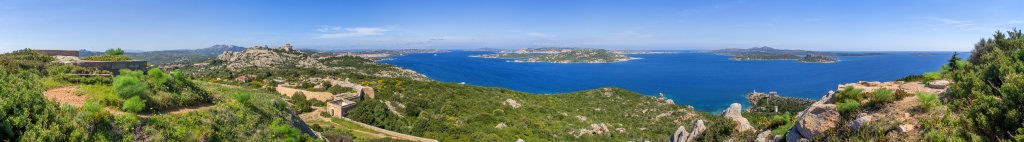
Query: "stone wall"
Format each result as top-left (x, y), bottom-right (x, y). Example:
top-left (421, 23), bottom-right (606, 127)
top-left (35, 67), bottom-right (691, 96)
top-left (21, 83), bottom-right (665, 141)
top-left (34, 50), bottom-right (80, 57)
top-left (74, 60), bottom-right (148, 75)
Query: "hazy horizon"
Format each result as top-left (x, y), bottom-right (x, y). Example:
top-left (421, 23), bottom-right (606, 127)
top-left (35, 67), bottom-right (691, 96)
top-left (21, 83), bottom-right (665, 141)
top-left (2, 0), bottom-right (1021, 53)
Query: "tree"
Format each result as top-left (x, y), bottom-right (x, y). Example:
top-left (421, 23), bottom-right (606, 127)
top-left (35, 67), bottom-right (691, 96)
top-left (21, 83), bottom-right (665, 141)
top-left (290, 92), bottom-right (312, 113)
top-left (105, 48), bottom-right (124, 55)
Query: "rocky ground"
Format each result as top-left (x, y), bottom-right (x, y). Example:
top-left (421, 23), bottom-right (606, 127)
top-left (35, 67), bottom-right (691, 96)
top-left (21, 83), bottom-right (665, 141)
top-left (784, 81), bottom-right (950, 141)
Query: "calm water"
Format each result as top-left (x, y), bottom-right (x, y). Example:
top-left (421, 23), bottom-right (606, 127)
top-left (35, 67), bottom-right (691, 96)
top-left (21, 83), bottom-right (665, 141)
top-left (383, 51), bottom-right (954, 112)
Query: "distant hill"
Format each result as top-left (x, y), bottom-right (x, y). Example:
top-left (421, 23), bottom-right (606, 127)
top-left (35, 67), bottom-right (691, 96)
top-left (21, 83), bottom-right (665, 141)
top-left (708, 46), bottom-right (881, 63)
top-left (80, 45), bottom-right (247, 64)
top-left (473, 47), bottom-right (637, 63)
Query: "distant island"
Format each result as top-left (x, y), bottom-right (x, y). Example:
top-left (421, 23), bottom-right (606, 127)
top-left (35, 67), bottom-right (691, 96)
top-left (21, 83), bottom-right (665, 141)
top-left (708, 46), bottom-right (882, 63)
top-left (472, 47), bottom-right (638, 63)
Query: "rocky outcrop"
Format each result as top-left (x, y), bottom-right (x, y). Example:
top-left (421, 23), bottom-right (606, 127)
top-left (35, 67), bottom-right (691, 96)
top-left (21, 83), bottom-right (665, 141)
top-left (504, 99), bottom-right (522, 108)
top-left (755, 130), bottom-right (773, 142)
top-left (721, 103), bottom-right (754, 132)
top-left (569, 123), bottom-right (611, 137)
top-left (495, 122), bottom-right (507, 129)
top-left (670, 120), bottom-right (706, 142)
top-left (928, 80), bottom-right (951, 89)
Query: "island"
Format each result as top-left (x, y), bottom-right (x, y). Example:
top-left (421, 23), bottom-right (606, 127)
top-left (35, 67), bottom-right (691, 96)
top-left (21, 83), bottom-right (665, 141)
top-left (472, 47), bottom-right (637, 63)
top-left (708, 46), bottom-right (882, 63)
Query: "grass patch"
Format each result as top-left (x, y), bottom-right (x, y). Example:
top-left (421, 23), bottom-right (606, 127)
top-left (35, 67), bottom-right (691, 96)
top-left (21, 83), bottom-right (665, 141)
top-left (916, 92), bottom-right (939, 110)
top-left (79, 84), bottom-right (123, 107)
top-left (39, 76), bottom-right (68, 90)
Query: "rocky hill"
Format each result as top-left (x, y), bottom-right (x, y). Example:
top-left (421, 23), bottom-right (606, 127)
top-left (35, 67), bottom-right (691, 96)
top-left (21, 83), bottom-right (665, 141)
top-left (177, 44), bottom-right (427, 89)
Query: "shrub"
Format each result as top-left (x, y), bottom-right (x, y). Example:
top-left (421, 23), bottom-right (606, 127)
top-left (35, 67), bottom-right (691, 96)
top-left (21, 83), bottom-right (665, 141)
top-left (916, 92), bottom-right (939, 110)
top-left (122, 96), bottom-right (146, 113)
top-left (897, 74), bottom-right (925, 82)
top-left (922, 72), bottom-right (942, 83)
top-left (836, 86), bottom-right (865, 102)
top-left (119, 69), bottom-right (143, 78)
top-left (836, 99), bottom-right (861, 115)
top-left (270, 120), bottom-right (308, 142)
top-left (870, 88), bottom-right (896, 105)
top-left (291, 92), bottom-right (313, 113)
top-left (327, 85), bottom-right (354, 94)
top-left (147, 68), bottom-right (168, 90)
top-left (233, 93), bottom-right (252, 104)
top-left (113, 75), bottom-right (150, 99)
top-left (105, 48), bottom-right (124, 55)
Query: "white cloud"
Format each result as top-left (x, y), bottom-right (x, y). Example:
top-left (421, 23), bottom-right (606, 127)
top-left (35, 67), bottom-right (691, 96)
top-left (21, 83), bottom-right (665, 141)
top-left (317, 27), bottom-right (390, 39)
top-left (526, 32), bottom-right (551, 37)
top-left (926, 17), bottom-right (974, 26)
top-left (316, 26), bottom-right (342, 32)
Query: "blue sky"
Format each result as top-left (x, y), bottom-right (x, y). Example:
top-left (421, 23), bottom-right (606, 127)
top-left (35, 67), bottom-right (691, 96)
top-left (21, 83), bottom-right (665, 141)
top-left (1, 0), bottom-right (1022, 52)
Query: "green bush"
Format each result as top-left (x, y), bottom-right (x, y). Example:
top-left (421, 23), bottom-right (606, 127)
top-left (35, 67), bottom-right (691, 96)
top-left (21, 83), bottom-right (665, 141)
top-left (922, 72), bottom-right (942, 83)
top-left (147, 68), bottom-right (168, 90)
top-left (836, 86), bottom-right (865, 102)
top-left (870, 88), bottom-right (896, 105)
top-left (122, 96), bottom-right (146, 113)
top-left (326, 85), bottom-right (354, 94)
top-left (916, 92), bottom-right (939, 110)
top-left (836, 99), bottom-right (861, 115)
top-left (290, 92), bottom-right (313, 113)
top-left (233, 93), bottom-right (252, 104)
top-left (270, 120), bottom-right (308, 142)
top-left (112, 75), bottom-right (150, 99)
top-left (105, 48), bottom-right (124, 55)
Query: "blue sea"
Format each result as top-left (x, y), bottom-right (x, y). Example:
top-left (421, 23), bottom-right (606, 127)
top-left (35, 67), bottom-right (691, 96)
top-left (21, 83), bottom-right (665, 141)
top-left (382, 51), bottom-right (955, 112)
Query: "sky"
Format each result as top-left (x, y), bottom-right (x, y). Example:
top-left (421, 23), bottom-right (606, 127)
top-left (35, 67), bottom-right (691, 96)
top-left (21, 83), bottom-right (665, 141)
top-left (1, 0), bottom-right (1022, 52)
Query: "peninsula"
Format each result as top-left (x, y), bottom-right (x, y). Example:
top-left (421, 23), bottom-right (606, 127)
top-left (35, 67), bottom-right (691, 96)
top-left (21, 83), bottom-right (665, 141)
top-left (473, 47), bottom-right (637, 63)
top-left (708, 46), bottom-right (881, 63)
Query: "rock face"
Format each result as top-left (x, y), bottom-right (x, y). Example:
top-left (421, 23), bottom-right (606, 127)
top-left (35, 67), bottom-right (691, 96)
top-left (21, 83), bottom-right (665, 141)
top-left (670, 120), bottom-right (706, 142)
top-left (216, 46), bottom-right (325, 70)
top-left (721, 103), bottom-right (754, 132)
top-left (928, 80), bottom-right (951, 89)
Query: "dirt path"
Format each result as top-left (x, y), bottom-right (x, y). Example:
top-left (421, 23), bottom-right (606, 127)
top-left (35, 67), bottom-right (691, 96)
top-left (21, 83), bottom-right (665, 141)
top-left (42, 86), bottom-right (217, 117)
top-left (42, 86), bottom-right (87, 107)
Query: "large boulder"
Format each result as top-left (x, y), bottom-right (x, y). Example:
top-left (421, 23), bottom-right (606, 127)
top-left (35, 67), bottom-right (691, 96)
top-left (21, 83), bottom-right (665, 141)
top-left (755, 130), bottom-right (773, 142)
top-left (846, 113), bottom-right (874, 130)
top-left (670, 120), bottom-right (706, 142)
top-left (721, 103), bottom-right (754, 132)
top-left (788, 102), bottom-right (840, 140)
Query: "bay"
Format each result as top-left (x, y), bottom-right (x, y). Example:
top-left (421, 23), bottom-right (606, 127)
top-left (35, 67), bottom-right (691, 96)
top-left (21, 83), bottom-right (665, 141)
top-left (383, 51), bottom-right (954, 112)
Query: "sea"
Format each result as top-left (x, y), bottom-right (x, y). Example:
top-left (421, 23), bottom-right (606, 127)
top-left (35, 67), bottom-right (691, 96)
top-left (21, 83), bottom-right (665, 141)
top-left (382, 51), bottom-right (957, 112)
